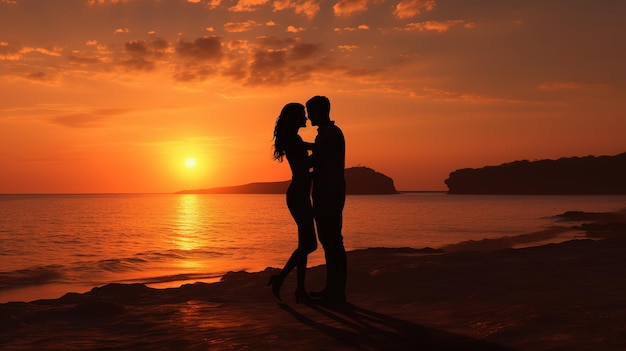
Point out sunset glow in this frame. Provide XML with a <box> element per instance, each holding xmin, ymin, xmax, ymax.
<box><xmin>0</xmin><ymin>1</ymin><xmax>624</xmax><ymax>193</ymax></box>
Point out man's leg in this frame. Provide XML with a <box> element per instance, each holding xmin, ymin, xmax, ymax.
<box><xmin>316</xmin><ymin>213</ymin><xmax>346</xmax><ymax>302</ymax></box>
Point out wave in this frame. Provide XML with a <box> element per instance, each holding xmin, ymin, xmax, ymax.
<box><xmin>0</xmin><ymin>248</ymin><xmax>230</xmax><ymax>291</ymax></box>
<box><xmin>137</xmin><ymin>248</ymin><xmax>229</xmax><ymax>260</ymax></box>
<box><xmin>0</xmin><ymin>265</ymin><xmax>65</xmax><ymax>290</ymax></box>
<box><xmin>93</xmin><ymin>248</ymin><xmax>229</xmax><ymax>273</ymax></box>
<box><xmin>439</xmin><ymin>226</ymin><xmax>578</xmax><ymax>252</ymax></box>
<box><xmin>96</xmin><ymin>257</ymin><xmax>149</xmax><ymax>273</ymax></box>
<box><xmin>115</xmin><ymin>272</ymin><xmax>223</xmax><ymax>285</ymax></box>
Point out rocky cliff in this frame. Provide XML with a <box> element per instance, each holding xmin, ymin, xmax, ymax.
<box><xmin>177</xmin><ymin>166</ymin><xmax>398</xmax><ymax>195</ymax></box>
<box><xmin>445</xmin><ymin>152</ymin><xmax>626</xmax><ymax>194</ymax></box>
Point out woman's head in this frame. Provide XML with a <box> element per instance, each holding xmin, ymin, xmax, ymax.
<box><xmin>277</xmin><ymin>103</ymin><xmax>306</xmax><ymax>131</ymax></box>
<box><xmin>273</xmin><ymin>103</ymin><xmax>306</xmax><ymax>162</ymax></box>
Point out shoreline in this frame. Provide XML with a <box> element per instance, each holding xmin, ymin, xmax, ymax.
<box><xmin>0</xmin><ymin>209</ymin><xmax>591</xmax><ymax>305</ymax></box>
<box><xmin>1</xmin><ymin>210</ymin><xmax>625</xmax><ymax>350</ymax></box>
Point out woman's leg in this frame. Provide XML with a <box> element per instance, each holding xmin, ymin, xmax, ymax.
<box><xmin>274</xmin><ymin>187</ymin><xmax>315</xmax><ymax>301</ymax></box>
<box><xmin>296</xmin><ymin>253</ymin><xmax>307</xmax><ymax>291</ymax></box>
<box><xmin>295</xmin><ymin>216</ymin><xmax>317</xmax><ymax>292</ymax></box>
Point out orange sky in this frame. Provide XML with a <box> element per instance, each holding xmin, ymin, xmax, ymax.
<box><xmin>1</xmin><ymin>0</ymin><xmax>625</xmax><ymax>193</ymax></box>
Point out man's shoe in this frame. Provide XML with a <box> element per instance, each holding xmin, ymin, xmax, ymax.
<box><xmin>309</xmin><ymin>289</ymin><xmax>326</xmax><ymax>298</ymax></box>
<box><xmin>313</xmin><ymin>292</ymin><xmax>346</xmax><ymax>305</ymax></box>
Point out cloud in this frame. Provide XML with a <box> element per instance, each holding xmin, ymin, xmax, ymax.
<box><xmin>118</xmin><ymin>57</ymin><xmax>156</xmax><ymax>71</ymax></box>
<box><xmin>464</xmin><ymin>22</ymin><xmax>476</xmax><ymax>29</ymax></box>
<box><xmin>287</xmin><ymin>25</ymin><xmax>304</xmax><ymax>33</ymax></box>
<box><xmin>125</xmin><ymin>40</ymin><xmax>150</xmax><ymax>55</ymax></box>
<box><xmin>69</xmin><ymin>53</ymin><xmax>102</xmax><ymax>65</ymax></box>
<box><xmin>49</xmin><ymin>108</ymin><xmax>129</xmax><ymax>128</ymax></box>
<box><xmin>176</xmin><ymin>37</ymin><xmax>223</xmax><ymax>61</ymax></box>
<box><xmin>242</xmin><ymin>40</ymin><xmax>323</xmax><ymax>85</ymax></box>
<box><xmin>256</xmin><ymin>36</ymin><xmax>297</xmax><ymax>49</ymax></box>
<box><xmin>290</xmin><ymin>42</ymin><xmax>319</xmax><ymax>60</ymax></box>
<box><xmin>115</xmin><ymin>38</ymin><xmax>171</xmax><ymax>72</ymax></box>
<box><xmin>68</xmin><ymin>41</ymin><xmax>121</xmax><ymax>68</ymax></box>
<box><xmin>227</xmin><ymin>39</ymin><xmax>250</xmax><ymax>51</ymax></box>
<box><xmin>1</xmin><ymin>0</ymin><xmax>389</xmax><ymax>91</ymax></box>
<box><xmin>53</xmin><ymin>37</ymin><xmax>170</xmax><ymax>76</ymax></box>
<box><xmin>229</xmin><ymin>0</ymin><xmax>269</xmax><ymax>12</ymax></box>
<box><xmin>25</xmin><ymin>71</ymin><xmax>51</xmax><ymax>82</ymax></box>
<box><xmin>246</xmin><ymin>49</ymin><xmax>288</xmax><ymax>85</ymax></box>
<box><xmin>207</xmin><ymin>0</ymin><xmax>222</xmax><ymax>8</ymax></box>
<box><xmin>150</xmin><ymin>38</ymin><xmax>170</xmax><ymax>53</ymax></box>
<box><xmin>333</xmin><ymin>0</ymin><xmax>367</xmax><ymax>16</ymax></box>
<box><xmin>334</xmin><ymin>24</ymin><xmax>369</xmax><ymax>32</ymax></box>
<box><xmin>402</xmin><ymin>20</ymin><xmax>465</xmax><ymax>32</ymax></box>
<box><xmin>167</xmin><ymin>34</ymin><xmax>366</xmax><ymax>86</ymax></box>
<box><xmin>0</xmin><ymin>42</ymin><xmax>63</xmax><ymax>61</ymax></box>
<box><xmin>87</xmin><ymin>0</ymin><xmax>132</xmax><ymax>5</ymax></box>
<box><xmin>273</xmin><ymin>0</ymin><xmax>320</xmax><ymax>19</ymax></box>
<box><xmin>273</xmin><ymin>0</ymin><xmax>290</xmax><ymax>10</ymax></box>
<box><xmin>199</xmin><ymin>36</ymin><xmax>320</xmax><ymax>86</ymax></box>
<box><xmin>222</xmin><ymin>57</ymin><xmax>248</xmax><ymax>81</ymax></box>
<box><xmin>20</xmin><ymin>46</ymin><xmax>63</xmax><ymax>58</ymax></box>
<box><xmin>173</xmin><ymin>37</ymin><xmax>224</xmax><ymax>81</ymax></box>
<box><xmin>224</xmin><ymin>20</ymin><xmax>260</xmax><ymax>33</ymax></box>
<box><xmin>393</xmin><ymin>0</ymin><xmax>436</xmax><ymax>19</ymax></box>
<box><xmin>0</xmin><ymin>41</ymin><xmax>20</xmax><ymax>60</ymax></box>
<box><xmin>172</xmin><ymin>68</ymin><xmax>216</xmax><ymax>82</ymax></box>
<box><xmin>338</xmin><ymin>45</ymin><xmax>358</xmax><ymax>52</ymax></box>
<box><xmin>243</xmin><ymin>41</ymin><xmax>381</xmax><ymax>86</ymax></box>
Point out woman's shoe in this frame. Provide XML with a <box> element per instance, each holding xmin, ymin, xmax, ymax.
<box><xmin>267</xmin><ymin>275</ymin><xmax>283</xmax><ymax>301</ymax></box>
<box><xmin>294</xmin><ymin>289</ymin><xmax>310</xmax><ymax>304</ymax></box>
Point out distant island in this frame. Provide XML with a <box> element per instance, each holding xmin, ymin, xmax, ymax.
<box><xmin>176</xmin><ymin>166</ymin><xmax>398</xmax><ymax>195</ymax></box>
<box><xmin>445</xmin><ymin>152</ymin><xmax>626</xmax><ymax>195</ymax></box>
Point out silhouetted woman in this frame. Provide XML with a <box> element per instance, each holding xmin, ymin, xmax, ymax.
<box><xmin>268</xmin><ymin>102</ymin><xmax>317</xmax><ymax>303</ymax></box>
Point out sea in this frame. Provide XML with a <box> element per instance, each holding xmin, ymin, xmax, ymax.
<box><xmin>1</xmin><ymin>193</ymin><xmax>625</xmax><ymax>303</ymax></box>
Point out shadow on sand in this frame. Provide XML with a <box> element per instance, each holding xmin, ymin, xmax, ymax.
<box><xmin>280</xmin><ymin>302</ymin><xmax>514</xmax><ymax>350</ymax></box>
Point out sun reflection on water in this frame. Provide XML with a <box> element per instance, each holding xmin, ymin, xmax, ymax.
<box><xmin>171</xmin><ymin>194</ymin><xmax>215</xmax><ymax>274</ymax></box>
<box><xmin>174</xmin><ymin>194</ymin><xmax>203</xmax><ymax>252</ymax></box>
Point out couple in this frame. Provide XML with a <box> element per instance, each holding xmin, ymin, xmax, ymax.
<box><xmin>268</xmin><ymin>95</ymin><xmax>347</xmax><ymax>305</ymax></box>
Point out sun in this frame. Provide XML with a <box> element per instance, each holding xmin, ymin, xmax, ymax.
<box><xmin>185</xmin><ymin>157</ymin><xmax>197</xmax><ymax>168</ymax></box>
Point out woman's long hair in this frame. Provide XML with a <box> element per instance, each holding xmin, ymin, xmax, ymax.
<box><xmin>273</xmin><ymin>103</ymin><xmax>305</xmax><ymax>162</ymax></box>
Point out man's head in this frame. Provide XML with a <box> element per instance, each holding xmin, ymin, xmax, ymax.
<box><xmin>306</xmin><ymin>95</ymin><xmax>331</xmax><ymax>126</ymax></box>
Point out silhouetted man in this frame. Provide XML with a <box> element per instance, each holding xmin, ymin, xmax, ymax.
<box><xmin>306</xmin><ymin>95</ymin><xmax>347</xmax><ymax>304</ymax></box>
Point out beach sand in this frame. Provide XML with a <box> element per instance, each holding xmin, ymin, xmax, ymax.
<box><xmin>1</xmin><ymin>211</ymin><xmax>625</xmax><ymax>350</ymax></box>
